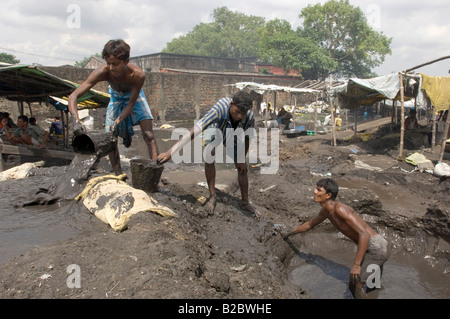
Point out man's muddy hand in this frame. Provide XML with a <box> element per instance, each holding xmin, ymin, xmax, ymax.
<box><xmin>110</xmin><ymin>121</ymin><xmax>118</xmax><ymax>137</ymax></box>
<box><xmin>73</xmin><ymin>120</ymin><xmax>87</xmax><ymax>137</ymax></box>
<box><xmin>157</xmin><ymin>152</ymin><xmax>171</xmax><ymax>165</ymax></box>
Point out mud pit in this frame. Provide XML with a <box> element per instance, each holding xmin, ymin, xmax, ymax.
<box><xmin>0</xmin><ymin>123</ymin><xmax>449</xmax><ymax>300</ymax></box>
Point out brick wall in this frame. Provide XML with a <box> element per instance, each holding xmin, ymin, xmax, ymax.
<box><xmin>36</xmin><ymin>67</ymin><xmax>316</xmax><ymax>123</ymax></box>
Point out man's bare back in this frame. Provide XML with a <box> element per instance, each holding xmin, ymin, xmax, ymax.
<box><xmin>321</xmin><ymin>202</ymin><xmax>377</xmax><ymax>244</ymax></box>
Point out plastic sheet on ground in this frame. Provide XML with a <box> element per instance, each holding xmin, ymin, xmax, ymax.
<box><xmin>0</xmin><ymin>162</ymin><xmax>43</xmax><ymax>181</ymax></box>
<box><xmin>434</xmin><ymin>162</ymin><xmax>450</xmax><ymax>178</ymax></box>
<box><xmin>405</xmin><ymin>153</ymin><xmax>435</xmax><ymax>173</ymax></box>
<box><xmin>76</xmin><ymin>174</ymin><xmax>178</xmax><ymax>231</ymax></box>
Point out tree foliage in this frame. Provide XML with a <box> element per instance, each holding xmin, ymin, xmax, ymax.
<box><xmin>298</xmin><ymin>0</ymin><xmax>392</xmax><ymax>79</ymax></box>
<box><xmin>164</xmin><ymin>1</ymin><xmax>392</xmax><ymax>80</ymax></box>
<box><xmin>0</xmin><ymin>53</ymin><xmax>20</xmax><ymax>64</ymax></box>
<box><xmin>163</xmin><ymin>7</ymin><xmax>265</xmax><ymax>58</ymax></box>
<box><xmin>258</xmin><ymin>19</ymin><xmax>336</xmax><ymax>79</ymax></box>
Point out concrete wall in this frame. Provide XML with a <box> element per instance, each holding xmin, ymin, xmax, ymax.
<box><xmin>37</xmin><ymin>67</ymin><xmax>315</xmax><ymax>124</ymax></box>
<box><xmin>130</xmin><ymin>53</ymin><xmax>257</xmax><ymax>73</ymax></box>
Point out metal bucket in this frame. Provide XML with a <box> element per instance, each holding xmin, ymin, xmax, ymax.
<box><xmin>130</xmin><ymin>158</ymin><xmax>164</xmax><ymax>193</ymax></box>
<box><xmin>72</xmin><ymin>132</ymin><xmax>116</xmax><ymax>158</ymax></box>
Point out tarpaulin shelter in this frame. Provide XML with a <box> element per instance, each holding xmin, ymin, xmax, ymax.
<box><xmin>0</xmin><ymin>63</ymin><xmax>110</xmax><ymax>147</ymax></box>
<box><xmin>328</xmin><ymin>72</ymin><xmax>450</xmax><ymax>160</ymax></box>
<box><xmin>227</xmin><ymin>81</ymin><xmax>322</xmax><ymax>130</ymax></box>
<box><xmin>328</xmin><ymin>73</ymin><xmax>421</xmax><ymax>108</ymax></box>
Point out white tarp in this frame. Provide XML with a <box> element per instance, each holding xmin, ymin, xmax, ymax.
<box><xmin>328</xmin><ymin>73</ymin><xmax>427</xmax><ymax>109</ymax></box>
<box><xmin>231</xmin><ymin>82</ymin><xmax>321</xmax><ymax>94</ymax></box>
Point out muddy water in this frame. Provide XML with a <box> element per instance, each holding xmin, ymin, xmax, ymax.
<box><xmin>1</xmin><ymin>123</ymin><xmax>449</xmax><ymax>298</ymax></box>
<box><xmin>0</xmin><ymin>175</ymin><xmax>100</xmax><ymax>265</ymax></box>
<box><xmin>286</xmin><ymin>230</ymin><xmax>450</xmax><ymax>299</ymax></box>
<box><xmin>0</xmin><ymin>153</ymin><xmax>101</xmax><ymax>265</ymax></box>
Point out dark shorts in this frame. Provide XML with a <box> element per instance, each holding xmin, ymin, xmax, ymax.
<box><xmin>360</xmin><ymin>234</ymin><xmax>391</xmax><ymax>282</ymax></box>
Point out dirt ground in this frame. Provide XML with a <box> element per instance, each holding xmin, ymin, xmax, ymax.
<box><xmin>0</xmin><ymin>120</ymin><xmax>449</xmax><ymax>300</ymax></box>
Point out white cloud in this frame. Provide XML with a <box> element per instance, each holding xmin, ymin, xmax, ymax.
<box><xmin>0</xmin><ymin>0</ymin><xmax>448</xmax><ymax>76</ymax></box>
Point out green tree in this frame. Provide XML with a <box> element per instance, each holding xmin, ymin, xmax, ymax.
<box><xmin>298</xmin><ymin>0</ymin><xmax>392</xmax><ymax>79</ymax></box>
<box><xmin>164</xmin><ymin>7</ymin><xmax>265</xmax><ymax>58</ymax></box>
<box><xmin>0</xmin><ymin>52</ymin><xmax>20</xmax><ymax>64</ymax></box>
<box><xmin>258</xmin><ymin>19</ymin><xmax>336</xmax><ymax>79</ymax></box>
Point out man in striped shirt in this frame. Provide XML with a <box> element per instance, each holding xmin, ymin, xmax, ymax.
<box><xmin>157</xmin><ymin>90</ymin><xmax>261</xmax><ymax>219</ymax></box>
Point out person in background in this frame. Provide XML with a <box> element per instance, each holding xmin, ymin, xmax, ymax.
<box><xmin>404</xmin><ymin>108</ymin><xmax>418</xmax><ymax>130</ymax></box>
<box><xmin>2</xmin><ymin>112</ymin><xmax>17</xmax><ymax>130</ymax></box>
<box><xmin>49</xmin><ymin>116</ymin><xmax>64</xmax><ymax>136</ymax></box>
<box><xmin>335</xmin><ymin>114</ymin><xmax>343</xmax><ymax>130</ymax></box>
<box><xmin>277</xmin><ymin>106</ymin><xmax>292</xmax><ymax>131</ymax></box>
<box><xmin>282</xmin><ymin>178</ymin><xmax>390</xmax><ymax>299</ymax></box>
<box><xmin>29</xmin><ymin>117</ymin><xmax>38</xmax><ymax>126</ymax></box>
<box><xmin>0</xmin><ymin>113</ymin><xmax>5</xmax><ymax>134</ymax></box>
<box><xmin>68</xmin><ymin>39</ymin><xmax>159</xmax><ymax>175</ymax></box>
<box><xmin>2</xmin><ymin>115</ymin><xmax>50</xmax><ymax>149</ymax></box>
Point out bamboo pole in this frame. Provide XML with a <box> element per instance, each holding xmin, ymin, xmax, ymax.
<box><xmin>329</xmin><ymin>75</ymin><xmax>337</xmax><ymax>146</ymax></box>
<box><xmin>431</xmin><ymin>106</ymin><xmax>437</xmax><ymax>154</ymax></box>
<box><xmin>438</xmin><ymin>105</ymin><xmax>450</xmax><ymax>162</ymax></box>
<box><xmin>314</xmin><ymin>94</ymin><xmax>319</xmax><ymax>134</ymax></box>
<box><xmin>405</xmin><ymin>55</ymin><xmax>450</xmax><ymax>73</ymax></box>
<box><xmin>398</xmin><ymin>73</ymin><xmax>406</xmax><ymax>159</ymax></box>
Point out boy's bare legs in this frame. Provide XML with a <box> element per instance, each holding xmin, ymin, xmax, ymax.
<box><xmin>109</xmin><ymin>141</ymin><xmax>122</xmax><ymax>175</ymax></box>
<box><xmin>139</xmin><ymin>119</ymin><xmax>159</xmax><ymax>162</ymax></box>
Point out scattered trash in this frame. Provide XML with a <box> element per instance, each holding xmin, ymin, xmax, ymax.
<box><xmin>39</xmin><ymin>274</ymin><xmax>52</xmax><ymax>280</ymax></box>
<box><xmin>160</xmin><ymin>124</ymin><xmax>175</xmax><ymax>129</ymax></box>
<box><xmin>434</xmin><ymin>162</ymin><xmax>450</xmax><ymax>177</ymax></box>
<box><xmin>230</xmin><ymin>265</ymin><xmax>247</xmax><ymax>272</ymax></box>
<box><xmin>272</xmin><ymin>224</ymin><xmax>286</xmax><ymax>235</ymax></box>
<box><xmin>259</xmin><ymin>185</ymin><xmax>276</xmax><ymax>193</ymax></box>
<box><xmin>354</xmin><ymin>160</ymin><xmax>383</xmax><ymax>172</ymax></box>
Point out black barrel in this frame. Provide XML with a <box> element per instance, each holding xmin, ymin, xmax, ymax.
<box><xmin>72</xmin><ymin>132</ymin><xmax>116</xmax><ymax>158</ymax></box>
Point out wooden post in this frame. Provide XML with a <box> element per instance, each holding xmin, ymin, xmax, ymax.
<box><xmin>290</xmin><ymin>93</ymin><xmax>296</xmax><ymax>129</ymax></box>
<box><xmin>314</xmin><ymin>94</ymin><xmax>319</xmax><ymax>134</ymax></box>
<box><xmin>330</xmin><ymin>75</ymin><xmax>337</xmax><ymax>146</ymax></box>
<box><xmin>399</xmin><ymin>73</ymin><xmax>406</xmax><ymax>159</ymax></box>
<box><xmin>439</xmin><ymin>105</ymin><xmax>450</xmax><ymax>162</ymax></box>
<box><xmin>273</xmin><ymin>91</ymin><xmax>277</xmax><ymax>113</ymax></box>
<box><xmin>65</xmin><ymin>111</ymin><xmax>70</xmax><ymax>148</ymax></box>
<box><xmin>431</xmin><ymin>106</ymin><xmax>437</xmax><ymax>153</ymax></box>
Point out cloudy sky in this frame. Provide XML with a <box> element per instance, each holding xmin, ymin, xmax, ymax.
<box><xmin>1</xmin><ymin>0</ymin><xmax>449</xmax><ymax>77</ymax></box>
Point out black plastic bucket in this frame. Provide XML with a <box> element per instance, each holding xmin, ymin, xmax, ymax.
<box><xmin>130</xmin><ymin>158</ymin><xmax>164</xmax><ymax>193</ymax></box>
<box><xmin>72</xmin><ymin>132</ymin><xmax>116</xmax><ymax>158</ymax></box>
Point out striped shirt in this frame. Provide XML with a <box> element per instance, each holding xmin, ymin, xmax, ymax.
<box><xmin>195</xmin><ymin>97</ymin><xmax>255</xmax><ymax>145</ymax></box>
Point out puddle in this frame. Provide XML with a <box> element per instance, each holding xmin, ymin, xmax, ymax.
<box><xmin>286</xmin><ymin>230</ymin><xmax>450</xmax><ymax>299</ymax></box>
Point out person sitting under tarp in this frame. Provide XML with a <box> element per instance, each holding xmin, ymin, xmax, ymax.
<box><xmin>2</xmin><ymin>115</ymin><xmax>50</xmax><ymax>149</ymax></box>
<box><xmin>277</xmin><ymin>107</ymin><xmax>292</xmax><ymax>130</ymax></box>
<box><xmin>405</xmin><ymin>108</ymin><xmax>418</xmax><ymax>130</ymax></box>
